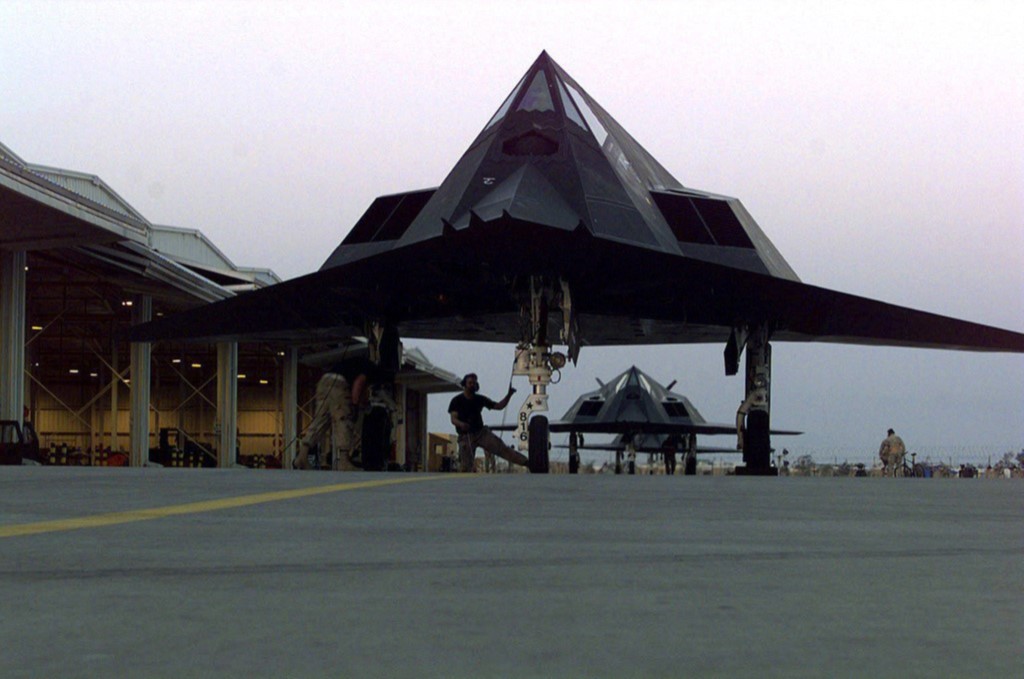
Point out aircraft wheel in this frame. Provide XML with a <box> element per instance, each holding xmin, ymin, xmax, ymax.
<box><xmin>743</xmin><ymin>409</ymin><xmax>772</xmax><ymax>474</ymax></box>
<box><xmin>360</xmin><ymin>406</ymin><xmax>390</xmax><ymax>471</ymax></box>
<box><xmin>684</xmin><ymin>454</ymin><xmax>697</xmax><ymax>476</ymax></box>
<box><xmin>528</xmin><ymin>416</ymin><xmax>550</xmax><ymax>474</ymax></box>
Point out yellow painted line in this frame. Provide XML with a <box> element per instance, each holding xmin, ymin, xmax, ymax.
<box><xmin>0</xmin><ymin>475</ymin><xmax>453</xmax><ymax>539</ymax></box>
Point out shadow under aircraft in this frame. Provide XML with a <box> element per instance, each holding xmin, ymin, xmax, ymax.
<box><xmin>132</xmin><ymin>51</ymin><xmax>1024</xmax><ymax>475</ymax></box>
<box><xmin>494</xmin><ymin>365</ymin><xmax>800</xmax><ymax>475</ymax></box>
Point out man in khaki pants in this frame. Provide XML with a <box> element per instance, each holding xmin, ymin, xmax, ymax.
<box><xmin>448</xmin><ymin>373</ymin><xmax>528</xmax><ymax>472</ymax></box>
<box><xmin>878</xmin><ymin>428</ymin><xmax>907</xmax><ymax>477</ymax></box>
<box><xmin>294</xmin><ymin>364</ymin><xmax>370</xmax><ymax>471</ymax></box>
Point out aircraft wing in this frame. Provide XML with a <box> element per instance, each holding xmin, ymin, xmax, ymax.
<box><xmin>485</xmin><ymin>421</ymin><xmax>799</xmax><ymax>436</ymax></box>
<box><xmin>564</xmin><ymin>250</ymin><xmax>1024</xmax><ymax>352</ymax></box>
<box><xmin>127</xmin><ymin>265</ymin><xmax>370</xmax><ymax>344</ymax></box>
<box><xmin>491</xmin><ymin>419</ymin><xmax>794</xmax><ymax>436</ymax></box>
<box><xmin>547</xmin><ymin>421</ymin><xmax>801</xmax><ymax>436</ymax></box>
<box><xmin>554</xmin><ymin>443</ymin><xmax>741</xmax><ymax>454</ymax></box>
<box><xmin>129</xmin><ymin>226</ymin><xmax>1024</xmax><ymax>354</ymax></box>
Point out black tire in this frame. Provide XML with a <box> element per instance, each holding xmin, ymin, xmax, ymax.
<box><xmin>361</xmin><ymin>407</ymin><xmax>390</xmax><ymax>471</ymax></box>
<box><xmin>684</xmin><ymin>453</ymin><xmax>697</xmax><ymax>476</ymax></box>
<box><xmin>528</xmin><ymin>416</ymin><xmax>549</xmax><ymax>474</ymax></box>
<box><xmin>744</xmin><ymin>409</ymin><xmax>771</xmax><ymax>472</ymax></box>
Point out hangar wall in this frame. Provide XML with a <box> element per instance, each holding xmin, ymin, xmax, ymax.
<box><xmin>25</xmin><ymin>351</ymin><xmax>318</xmax><ymax>461</ymax></box>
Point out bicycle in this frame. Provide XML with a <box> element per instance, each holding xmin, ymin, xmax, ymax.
<box><xmin>894</xmin><ymin>452</ymin><xmax>925</xmax><ymax>478</ymax></box>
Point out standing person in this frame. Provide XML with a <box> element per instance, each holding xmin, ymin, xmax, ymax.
<box><xmin>449</xmin><ymin>373</ymin><xmax>529</xmax><ymax>472</ymax></box>
<box><xmin>294</xmin><ymin>359</ymin><xmax>372</xmax><ymax>471</ymax></box>
<box><xmin>878</xmin><ymin>428</ymin><xmax>906</xmax><ymax>477</ymax></box>
<box><xmin>662</xmin><ymin>434</ymin><xmax>679</xmax><ymax>476</ymax></box>
<box><xmin>568</xmin><ymin>432</ymin><xmax>581</xmax><ymax>475</ymax></box>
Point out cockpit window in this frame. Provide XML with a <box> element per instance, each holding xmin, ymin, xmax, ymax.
<box><xmin>663</xmin><ymin>402</ymin><xmax>691</xmax><ymax>418</ymax></box>
<box><xmin>563</xmin><ymin>79</ymin><xmax>608</xmax><ymax>146</ymax></box>
<box><xmin>484</xmin><ymin>73</ymin><xmax>527</xmax><ymax>130</ymax></box>
<box><xmin>556</xmin><ymin>77</ymin><xmax>587</xmax><ymax>129</ymax></box>
<box><xmin>516</xmin><ymin>70</ymin><xmax>555</xmax><ymax>113</ymax></box>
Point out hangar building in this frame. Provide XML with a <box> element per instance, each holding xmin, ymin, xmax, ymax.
<box><xmin>0</xmin><ymin>140</ymin><xmax>459</xmax><ymax>470</ymax></box>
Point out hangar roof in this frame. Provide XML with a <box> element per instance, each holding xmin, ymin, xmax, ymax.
<box><xmin>0</xmin><ymin>139</ymin><xmax>278</xmax><ymax>306</ymax></box>
<box><xmin>150</xmin><ymin>225</ymin><xmax>280</xmax><ymax>292</ymax></box>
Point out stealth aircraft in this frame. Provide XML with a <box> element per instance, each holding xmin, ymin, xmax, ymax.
<box><xmin>132</xmin><ymin>52</ymin><xmax>1024</xmax><ymax>474</ymax></box>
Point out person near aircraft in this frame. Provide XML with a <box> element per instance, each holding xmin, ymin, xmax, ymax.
<box><xmin>878</xmin><ymin>428</ymin><xmax>907</xmax><ymax>477</ymax></box>
<box><xmin>626</xmin><ymin>449</ymin><xmax>637</xmax><ymax>475</ymax></box>
<box><xmin>294</xmin><ymin>360</ymin><xmax>372</xmax><ymax>470</ymax></box>
<box><xmin>448</xmin><ymin>373</ymin><xmax>529</xmax><ymax>472</ymax></box>
<box><xmin>662</xmin><ymin>434</ymin><xmax>679</xmax><ymax>475</ymax></box>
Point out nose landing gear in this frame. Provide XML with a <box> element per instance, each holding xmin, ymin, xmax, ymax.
<box><xmin>511</xmin><ymin>276</ymin><xmax>576</xmax><ymax>474</ymax></box>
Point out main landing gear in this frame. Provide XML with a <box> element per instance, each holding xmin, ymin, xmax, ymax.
<box><xmin>728</xmin><ymin>322</ymin><xmax>776</xmax><ymax>476</ymax></box>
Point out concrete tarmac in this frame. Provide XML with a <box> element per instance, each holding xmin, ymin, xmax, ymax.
<box><xmin>1</xmin><ymin>467</ymin><xmax>1020</xmax><ymax>678</ymax></box>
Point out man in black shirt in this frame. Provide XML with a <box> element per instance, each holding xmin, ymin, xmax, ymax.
<box><xmin>448</xmin><ymin>373</ymin><xmax>529</xmax><ymax>472</ymax></box>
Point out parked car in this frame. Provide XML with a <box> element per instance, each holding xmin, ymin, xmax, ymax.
<box><xmin>0</xmin><ymin>420</ymin><xmax>41</xmax><ymax>465</ymax></box>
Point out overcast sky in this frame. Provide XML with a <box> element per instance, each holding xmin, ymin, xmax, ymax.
<box><xmin>2</xmin><ymin>0</ymin><xmax>1021</xmax><ymax>465</ymax></box>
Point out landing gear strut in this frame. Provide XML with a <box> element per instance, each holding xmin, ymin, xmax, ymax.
<box><xmin>684</xmin><ymin>433</ymin><xmax>697</xmax><ymax>476</ymax></box>
<box><xmin>729</xmin><ymin>322</ymin><xmax>777</xmax><ymax>476</ymax></box>
<box><xmin>511</xmin><ymin>277</ymin><xmax>576</xmax><ymax>475</ymax></box>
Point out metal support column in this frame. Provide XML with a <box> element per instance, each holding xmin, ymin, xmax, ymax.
<box><xmin>216</xmin><ymin>342</ymin><xmax>238</xmax><ymax>468</ymax></box>
<box><xmin>394</xmin><ymin>382</ymin><xmax>407</xmax><ymax>467</ymax></box>
<box><xmin>282</xmin><ymin>347</ymin><xmax>298</xmax><ymax>468</ymax></box>
<box><xmin>0</xmin><ymin>249</ymin><xmax>27</xmax><ymax>422</ymax></box>
<box><xmin>129</xmin><ymin>295</ymin><xmax>152</xmax><ymax>467</ymax></box>
<box><xmin>110</xmin><ymin>345</ymin><xmax>119</xmax><ymax>451</ymax></box>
